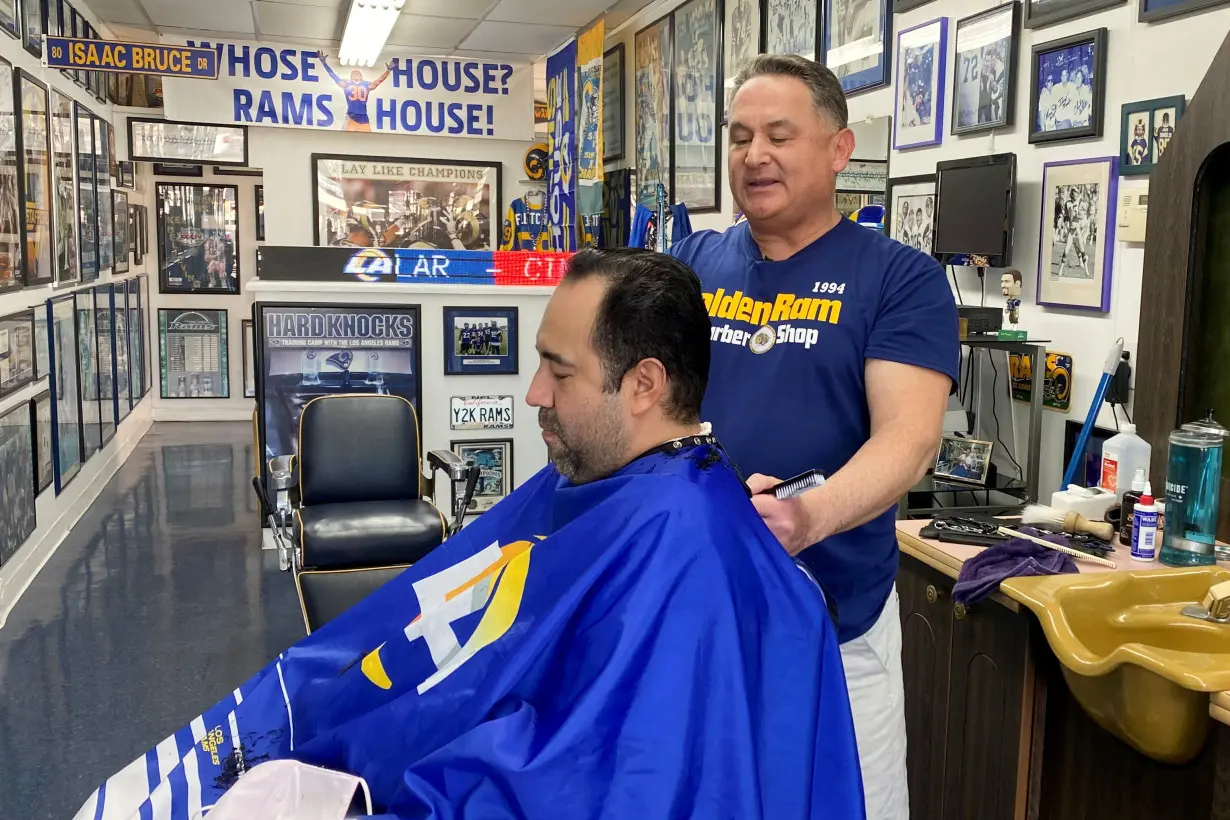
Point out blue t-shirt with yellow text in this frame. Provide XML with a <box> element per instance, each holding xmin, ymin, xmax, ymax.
<box><xmin>672</xmin><ymin>218</ymin><xmax>959</xmax><ymax>642</ymax></box>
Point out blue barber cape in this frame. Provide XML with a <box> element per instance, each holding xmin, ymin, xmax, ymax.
<box><xmin>74</xmin><ymin>443</ymin><xmax>864</xmax><ymax>820</ymax></box>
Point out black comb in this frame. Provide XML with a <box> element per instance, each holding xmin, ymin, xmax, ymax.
<box><xmin>759</xmin><ymin>469</ymin><xmax>825</xmax><ymax>500</ymax></box>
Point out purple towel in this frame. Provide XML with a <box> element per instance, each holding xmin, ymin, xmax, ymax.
<box><xmin>951</xmin><ymin>528</ymin><xmax>1078</xmax><ymax>605</ymax></box>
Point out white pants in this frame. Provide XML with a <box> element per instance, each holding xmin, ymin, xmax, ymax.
<box><xmin>839</xmin><ymin>586</ymin><xmax>909</xmax><ymax>820</ymax></box>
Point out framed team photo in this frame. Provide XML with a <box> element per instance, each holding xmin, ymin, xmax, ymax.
<box><xmin>443</xmin><ymin>306</ymin><xmax>519</xmax><ymax>376</ymax></box>
<box><xmin>886</xmin><ymin>174</ymin><xmax>936</xmax><ymax>255</ymax></box>
<box><xmin>1140</xmin><ymin>0</ymin><xmax>1230</xmax><ymax>20</ymax></box>
<box><xmin>450</xmin><ymin>438</ymin><xmax>513</xmax><ymax>515</ymax></box>
<box><xmin>1028</xmin><ymin>29</ymin><xmax>1107</xmax><ymax>145</ymax></box>
<box><xmin>824</xmin><ymin>0</ymin><xmax>890</xmax><ymax>95</ymax></box>
<box><xmin>893</xmin><ymin>18</ymin><xmax>947</xmax><ymax>150</ymax></box>
<box><xmin>724</xmin><ymin>0</ymin><xmax>762</xmax><ymax>122</ymax></box>
<box><xmin>1119</xmin><ymin>96</ymin><xmax>1185</xmax><ymax>176</ymax></box>
<box><xmin>763</xmin><ymin>0</ymin><xmax>819</xmax><ymax>62</ymax></box>
<box><xmin>1037</xmin><ymin>156</ymin><xmax>1117</xmax><ymax>312</ymax></box>
<box><xmin>602</xmin><ymin>45</ymin><xmax>625</xmax><ymax>162</ymax></box>
<box><xmin>672</xmin><ymin>0</ymin><xmax>721</xmax><ymax>213</ymax></box>
<box><xmin>1024</xmin><ymin>0</ymin><xmax>1124</xmax><ymax>28</ymax></box>
<box><xmin>951</xmin><ymin>3</ymin><xmax>1019</xmax><ymax>136</ymax></box>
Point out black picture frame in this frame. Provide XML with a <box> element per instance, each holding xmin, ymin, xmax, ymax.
<box><xmin>22</xmin><ymin>0</ymin><xmax>41</xmax><ymax>57</ymax></box>
<box><xmin>310</xmin><ymin>153</ymin><xmax>502</xmax><ymax>251</ymax></box>
<box><xmin>255</xmin><ymin>185</ymin><xmax>264</xmax><ymax>241</ymax></box>
<box><xmin>449</xmin><ymin>437</ymin><xmax>513</xmax><ymax>515</ymax></box>
<box><xmin>1139</xmin><ymin>0</ymin><xmax>1230</xmax><ymax>19</ymax></box>
<box><xmin>129</xmin><ymin>204</ymin><xmax>140</xmax><ymax>266</ymax></box>
<box><xmin>74</xmin><ymin>287</ymin><xmax>101</xmax><ymax>460</ymax></box>
<box><xmin>0</xmin><ymin>398</ymin><xmax>37</xmax><ymax>564</ymax></box>
<box><xmin>93</xmin><ymin>284</ymin><xmax>116</xmax><ymax>444</ymax></box>
<box><xmin>125</xmin><ymin>276</ymin><xmax>144</xmax><ymax>404</ymax></box>
<box><xmin>47</xmin><ymin>292</ymin><xmax>82</xmax><ymax>492</ymax></box>
<box><xmin>93</xmin><ymin>116</ymin><xmax>112</xmax><ymax>273</ymax></box>
<box><xmin>761</xmin><ymin>0</ymin><xmax>820</xmax><ymax>62</ymax></box>
<box><xmin>152</xmin><ymin>162</ymin><xmax>203</xmax><ymax>177</ymax></box>
<box><xmin>156</xmin><ymin>182</ymin><xmax>241</xmax><ymax>294</ymax></box>
<box><xmin>49</xmin><ymin>87</ymin><xmax>79</xmax><ymax>286</ymax></box>
<box><xmin>1120</xmin><ymin>95</ymin><xmax>1186</xmax><ymax>176</ymax></box>
<box><xmin>0</xmin><ymin>308</ymin><xmax>36</xmax><ymax>398</ymax></box>
<box><xmin>212</xmin><ymin>165</ymin><xmax>262</xmax><ymax>177</ymax></box>
<box><xmin>1024</xmin><ymin>0</ymin><xmax>1123</xmax><ymax>28</ymax></box>
<box><xmin>158</xmin><ymin>308</ymin><xmax>230</xmax><ymax>399</ymax></box>
<box><xmin>823</xmin><ymin>0</ymin><xmax>892</xmax><ymax>96</ymax></box>
<box><xmin>722</xmin><ymin>0</ymin><xmax>762</xmax><ymax>122</ymax></box>
<box><xmin>241</xmin><ymin>318</ymin><xmax>255</xmax><ymax>398</ymax></box>
<box><xmin>30</xmin><ymin>388</ymin><xmax>53</xmax><ymax>495</ymax></box>
<box><xmin>112</xmin><ymin>190</ymin><xmax>129</xmax><ymax>273</ymax></box>
<box><xmin>73</xmin><ymin>101</ymin><xmax>98</xmax><ymax>283</ymax></box>
<box><xmin>670</xmin><ymin>0</ymin><xmax>723</xmax><ymax>214</ymax></box>
<box><xmin>442</xmin><ymin>306</ymin><xmax>519</xmax><ymax>376</ymax></box>
<box><xmin>15</xmin><ymin>70</ymin><xmax>54</xmax><ymax>287</ymax></box>
<box><xmin>112</xmin><ymin>282</ymin><xmax>131</xmax><ymax>421</ymax></box>
<box><xmin>0</xmin><ymin>56</ymin><xmax>20</xmax><ymax>295</ymax></box>
<box><xmin>0</xmin><ymin>0</ymin><xmax>18</xmax><ymax>39</ymax></box>
<box><xmin>1027</xmin><ymin>28</ymin><xmax>1108</xmax><ymax>145</ymax></box>
<box><xmin>951</xmin><ymin>2</ymin><xmax>1020</xmax><ymax>137</ymax></box>
<box><xmin>602</xmin><ymin>43</ymin><xmax>625</xmax><ymax>163</ymax></box>
<box><xmin>129</xmin><ymin>117</ymin><xmax>249</xmax><ymax>166</ymax></box>
<box><xmin>885</xmin><ymin>173</ymin><xmax>937</xmax><ymax>251</ymax></box>
<box><xmin>634</xmin><ymin>12</ymin><xmax>674</xmax><ymax>209</ymax></box>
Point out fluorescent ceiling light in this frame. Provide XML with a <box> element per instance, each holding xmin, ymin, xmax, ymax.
<box><xmin>338</xmin><ymin>0</ymin><xmax>404</xmax><ymax>67</ymax></box>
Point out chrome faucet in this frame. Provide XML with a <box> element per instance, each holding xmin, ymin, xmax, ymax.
<box><xmin>1181</xmin><ymin>579</ymin><xmax>1230</xmax><ymax>623</ymax></box>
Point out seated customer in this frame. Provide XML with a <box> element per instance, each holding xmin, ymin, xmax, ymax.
<box><xmin>74</xmin><ymin>248</ymin><xmax>864</xmax><ymax>820</ymax></box>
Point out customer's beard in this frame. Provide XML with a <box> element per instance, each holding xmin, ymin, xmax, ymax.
<box><xmin>539</xmin><ymin>400</ymin><xmax>629</xmax><ymax>485</ymax></box>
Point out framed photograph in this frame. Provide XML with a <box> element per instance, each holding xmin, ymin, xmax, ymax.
<box><xmin>47</xmin><ymin>293</ymin><xmax>81</xmax><ymax>492</ymax></box>
<box><xmin>94</xmin><ymin>117</ymin><xmax>112</xmax><ymax>273</ymax></box>
<box><xmin>117</xmin><ymin>160</ymin><xmax>134</xmax><ymax>188</ymax></box>
<box><xmin>50</xmin><ymin>89</ymin><xmax>79</xmax><ymax>286</ymax></box>
<box><xmin>75</xmin><ymin>288</ymin><xmax>101</xmax><ymax>459</ymax></box>
<box><xmin>212</xmin><ymin>165</ymin><xmax>261</xmax><ymax>177</ymax></box>
<box><xmin>1037</xmin><ymin>156</ymin><xmax>1117</xmax><ymax>312</ymax></box>
<box><xmin>723</xmin><ymin>0</ymin><xmax>761</xmax><ymax>121</ymax></box>
<box><xmin>111</xmin><ymin>285</ymin><xmax>131</xmax><ymax>422</ymax></box>
<box><xmin>156</xmin><ymin>182</ymin><xmax>240</xmax><ymax>294</ymax></box>
<box><xmin>0</xmin><ymin>400</ymin><xmax>36</xmax><ymax>563</ymax></box>
<box><xmin>837</xmin><ymin>159</ymin><xmax>888</xmax><ymax>192</ymax></box>
<box><xmin>893</xmin><ymin>18</ymin><xmax>947</xmax><ymax>150</ymax></box>
<box><xmin>596</xmin><ymin>46</ymin><xmax>623</xmax><ymax>175</ymax></box>
<box><xmin>93</xmin><ymin>285</ymin><xmax>116</xmax><ymax>443</ymax></box>
<box><xmin>1028</xmin><ymin>28</ymin><xmax>1107</xmax><ymax>145</ymax></box>
<box><xmin>0</xmin><ymin>0</ymin><xmax>17</xmax><ymax>39</ymax></box>
<box><xmin>634</xmin><ymin>13</ymin><xmax>673</xmax><ymax>208</ymax></box>
<box><xmin>952</xmin><ymin>3</ymin><xmax>1019</xmax><ymax>136</ymax></box>
<box><xmin>1025</xmin><ymin>0</ymin><xmax>1123</xmax><ymax>28</ymax></box>
<box><xmin>895</xmin><ymin>0</ymin><xmax>936</xmax><ymax>11</ymax></box>
<box><xmin>241</xmin><ymin>318</ymin><xmax>255</xmax><ymax>398</ymax></box>
<box><xmin>762</xmin><ymin>0</ymin><xmax>818</xmax><ymax>62</ymax></box>
<box><xmin>126</xmin><ymin>276</ymin><xmax>146</xmax><ymax>403</ymax></box>
<box><xmin>0</xmin><ymin>308</ymin><xmax>35</xmax><ymax>397</ymax></box>
<box><xmin>152</xmin><ymin>162</ymin><xmax>203</xmax><ymax>177</ymax></box>
<box><xmin>158</xmin><ymin>308</ymin><xmax>230</xmax><ymax>399</ymax></box>
<box><xmin>112</xmin><ymin>190</ymin><xmax>129</xmax><ymax>273</ymax></box>
<box><xmin>128</xmin><ymin>118</ymin><xmax>247</xmax><ymax>166</ymax></box>
<box><xmin>450</xmin><ymin>395</ymin><xmax>515</xmax><ymax>431</ymax></box>
<box><xmin>886</xmin><ymin>174</ymin><xmax>936</xmax><ymax>254</ymax></box>
<box><xmin>17</xmin><ymin>71</ymin><xmax>54</xmax><ymax>287</ymax></box>
<box><xmin>311</xmin><ymin>154</ymin><xmax>499</xmax><ymax>251</ymax></box>
<box><xmin>255</xmin><ymin>185</ymin><xmax>264</xmax><ymax>241</ymax></box>
<box><xmin>1140</xmin><ymin>0</ymin><xmax>1230</xmax><ymax>20</ymax></box>
<box><xmin>824</xmin><ymin>0</ymin><xmax>890</xmax><ymax>95</ymax></box>
<box><xmin>450</xmin><ymin>438</ymin><xmax>512</xmax><ymax>515</ymax></box>
<box><xmin>31</xmin><ymin>389</ymin><xmax>53</xmax><ymax>495</ymax></box>
<box><xmin>672</xmin><ymin>0</ymin><xmax>721</xmax><ymax>213</ymax></box>
<box><xmin>22</xmin><ymin>0</ymin><xmax>42</xmax><ymax>57</ymax></box>
<box><xmin>33</xmin><ymin>299</ymin><xmax>47</xmax><ymax>379</ymax></box>
<box><xmin>934</xmin><ymin>435</ymin><xmax>994</xmax><ymax>485</ymax></box>
<box><xmin>255</xmin><ymin>303</ymin><xmax>423</xmax><ymax>491</ymax></box>
<box><xmin>1120</xmin><ymin>95</ymin><xmax>1185</xmax><ymax>176</ymax></box>
<box><xmin>443</xmin><ymin>306</ymin><xmax>518</xmax><ymax>376</ymax></box>
<box><xmin>74</xmin><ymin>103</ymin><xmax>98</xmax><ymax>284</ymax></box>
<box><xmin>0</xmin><ymin>59</ymin><xmax>18</xmax><ymax>294</ymax></box>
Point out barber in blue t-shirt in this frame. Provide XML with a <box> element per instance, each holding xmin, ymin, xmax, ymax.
<box><xmin>671</xmin><ymin>55</ymin><xmax>959</xmax><ymax>820</ymax></box>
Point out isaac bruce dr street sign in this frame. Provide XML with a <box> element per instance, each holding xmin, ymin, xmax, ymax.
<box><xmin>43</xmin><ymin>37</ymin><xmax>219</xmax><ymax>78</ymax></box>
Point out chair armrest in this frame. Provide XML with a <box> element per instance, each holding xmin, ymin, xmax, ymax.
<box><xmin>427</xmin><ymin>449</ymin><xmax>471</xmax><ymax>481</ymax></box>
<box><xmin>269</xmin><ymin>455</ymin><xmax>298</xmax><ymax>490</ymax></box>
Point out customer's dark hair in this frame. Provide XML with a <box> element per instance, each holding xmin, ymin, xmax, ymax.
<box><xmin>732</xmin><ymin>53</ymin><xmax>848</xmax><ymax>129</ymax></box>
<box><xmin>563</xmin><ymin>247</ymin><xmax>710</xmax><ymax>423</ymax></box>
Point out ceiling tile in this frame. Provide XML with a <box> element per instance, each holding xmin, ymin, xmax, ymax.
<box><xmin>451</xmin><ymin>48</ymin><xmax>540</xmax><ymax>62</ymax></box>
<box><xmin>405</xmin><ymin>0</ymin><xmax>494</xmax><ymax>17</ymax></box>
<box><xmin>254</xmin><ymin>0</ymin><xmax>340</xmax><ymax>39</ymax></box>
<box><xmin>143</xmin><ymin>0</ymin><xmax>255</xmax><ymax>32</ymax></box>
<box><xmin>460</xmin><ymin>19</ymin><xmax>575</xmax><ymax>55</ymax></box>
<box><xmin>158</xmin><ymin>25</ymin><xmax>255</xmax><ymax>40</ymax></box>
<box><xmin>262</xmin><ymin>34</ymin><xmax>339</xmax><ymax>48</ymax></box>
<box><xmin>386</xmin><ymin>13</ymin><xmax>475</xmax><ymax>48</ymax></box>
<box><xmin>485</xmin><ymin>0</ymin><xmax>608</xmax><ymax>27</ymax></box>
<box><xmin>85</xmin><ymin>0</ymin><xmax>152</xmax><ymax>27</ymax></box>
<box><xmin>261</xmin><ymin>0</ymin><xmax>344</xmax><ymax>6</ymax></box>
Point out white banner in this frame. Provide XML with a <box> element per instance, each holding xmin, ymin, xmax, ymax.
<box><xmin>159</xmin><ymin>36</ymin><xmax>535</xmax><ymax>141</ymax></box>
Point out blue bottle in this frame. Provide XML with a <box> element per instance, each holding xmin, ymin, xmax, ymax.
<box><xmin>1159</xmin><ymin>429</ymin><xmax>1223</xmax><ymax>567</ymax></box>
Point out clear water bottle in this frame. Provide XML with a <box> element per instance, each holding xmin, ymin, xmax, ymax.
<box><xmin>1159</xmin><ymin>428</ymin><xmax>1223</xmax><ymax>567</ymax></box>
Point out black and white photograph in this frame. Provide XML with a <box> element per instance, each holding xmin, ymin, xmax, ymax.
<box><xmin>451</xmin><ymin>438</ymin><xmax>513</xmax><ymax>514</ymax></box>
<box><xmin>0</xmin><ymin>309</ymin><xmax>35</xmax><ymax>398</ymax></box>
<box><xmin>602</xmin><ymin>45</ymin><xmax>625</xmax><ymax>162</ymax></box>
<box><xmin>31</xmin><ymin>389</ymin><xmax>53</xmax><ymax>494</ymax></box>
<box><xmin>443</xmin><ymin>306</ymin><xmax>519</xmax><ymax>376</ymax></box>
<box><xmin>157</xmin><ymin>183</ymin><xmax>240</xmax><ymax>294</ymax></box>
<box><xmin>50</xmin><ymin>88</ymin><xmax>80</xmax><ymax>286</ymax></box>
<box><xmin>158</xmin><ymin>308</ymin><xmax>230</xmax><ymax>399</ymax></box>
<box><xmin>75</xmin><ymin>104</ymin><xmax>98</xmax><ymax>284</ymax></box>
<box><xmin>1038</xmin><ymin>157</ymin><xmax>1117</xmax><ymax>311</ymax></box>
<box><xmin>128</xmin><ymin>118</ymin><xmax>248</xmax><ymax>166</ymax></box>
<box><xmin>1028</xmin><ymin>29</ymin><xmax>1107</xmax><ymax>144</ymax></box>
<box><xmin>952</xmin><ymin>3</ymin><xmax>1019</xmax><ymax>135</ymax></box>
<box><xmin>934</xmin><ymin>435</ymin><xmax>993</xmax><ymax>485</ymax></box>
<box><xmin>824</xmin><ymin>0</ymin><xmax>889</xmax><ymax>94</ymax></box>
<box><xmin>724</xmin><ymin>0</ymin><xmax>760</xmax><ymax>121</ymax></box>
<box><xmin>893</xmin><ymin>17</ymin><xmax>947</xmax><ymax>150</ymax></box>
<box><xmin>112</xmin><ymin>190</ymin><xmax>129</xmax><ymax>273</ymax></box>
<box><xmin>763</xmin><ymin>0</ymin><xmax>817</xmax><ymax>61</ymax></box>
<box><xmin>1120</xmin><ymin>96</ymin><xmax>1185</xmax><ymax>175</ymax></box>
<box><xmin>0</xmin><ymin>400</ymin><xmax>36</xmax><ymax>563</ymax></box>
<box><xmin>886</xmin><ymin>175</ymin><xmax>937</xmax><ymax>254</ymax></box>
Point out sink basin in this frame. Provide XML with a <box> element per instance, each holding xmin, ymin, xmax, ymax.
<box><xmin>1002</xmin><ymin>566</ymin><xmax>1230</xmax><ymax>764</ymax></box>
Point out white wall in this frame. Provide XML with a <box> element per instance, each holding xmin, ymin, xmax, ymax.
<box><xmin>604</xmin><ymin>0</ymin><xmax>1230</xmax><ymax>498</ymax></box>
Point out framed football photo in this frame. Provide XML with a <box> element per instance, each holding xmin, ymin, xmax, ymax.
<box><xmin>952</xmin><ymin>3</ymin><xmax>1020</xmax><ymax>136</ymax></box>
<box><xmin>451</xmin><ymin>438</ymin><xmax>513</xmax><ymax>515</ymax></box>
<box><xmin>893</xmin><ymin>17</ymin><xmax>947</xmax><ymax>150</ymax></box>
<box><xmin>443</xmin><ymin>306</ymin><xmax>519</xmax><ymax>376</ymax></box>
<box><xmin>886</xmin><ymin>174</ymin><xmax>937</xmax><ymax>255</ymax></box>
<box><xmin>1028</xmin><ymin>29</ymin><xmax>1107</xmax><ymax>145</ymax></box>
<box><xmin>1120</xmin><ymin>96</ymin><xmax>1185</xmax><ymax>176</ymax></box>
<box><xmin>1037</xmin><ymin>156</ymin><xmax>1117</xmax><ymax>312</ymax></box>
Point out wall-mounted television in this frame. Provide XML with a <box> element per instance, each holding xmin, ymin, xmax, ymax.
<box><xmin>933</xmin><ymin>153</ymin><xmax>1017</xmax><ymax>268</ymax></box>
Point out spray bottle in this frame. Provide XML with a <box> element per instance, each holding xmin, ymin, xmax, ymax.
<box><xmin>1131</xmin><ymin>483</ymin><xmax>1159</xmax><ymax>562</ymax></box>
<box><xmin>1119</xmin><ymin>466</ymin><xmax>1148</xmax><ymax>544</ymax></box>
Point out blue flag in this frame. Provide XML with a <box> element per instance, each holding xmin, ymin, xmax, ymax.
<box><xmin>74</xmin><ymin>444</ymin><xmax>864</xmax><ymax>819</ymax></box>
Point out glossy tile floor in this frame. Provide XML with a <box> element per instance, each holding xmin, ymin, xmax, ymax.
<box><xmin>0</xmin><ymin>422</ymin><xmax>305</xmax><ymax>820</ymax></box>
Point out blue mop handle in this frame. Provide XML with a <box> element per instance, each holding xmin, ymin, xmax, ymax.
<box><xmin>1061</xmin><ymin>338</ymin><xmax>1124</xmax><ymax>489</ymax></box>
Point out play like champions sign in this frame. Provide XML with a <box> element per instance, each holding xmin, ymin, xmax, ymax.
<box><xmin>158</xmin><ymin>36</ymin><xmax>535</xmax><ymax>141</ymax></box>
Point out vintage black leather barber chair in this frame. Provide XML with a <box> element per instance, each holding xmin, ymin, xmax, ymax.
<box><xmin>253</xmin><ymin>394</ymin><xmax>480</xmax><ymax>633</ymax></box>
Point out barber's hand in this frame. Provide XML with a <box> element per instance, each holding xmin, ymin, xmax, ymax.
<box><xmin>746</xmin><ymin>473</ymin><xmax>817</xmax><ymax>556</ymax></box>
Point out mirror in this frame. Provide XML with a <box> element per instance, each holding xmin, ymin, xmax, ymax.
<box><xmin>837</xmin><ymin>115</ymin><xmax>891</xmax><ymax>224</ymax></box>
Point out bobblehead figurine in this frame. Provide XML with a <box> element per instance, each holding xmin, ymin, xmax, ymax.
<box><xmin>998</xmin><ymin>269</ymin><xmax>1027</xmax><ymax>340</ymax></box>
